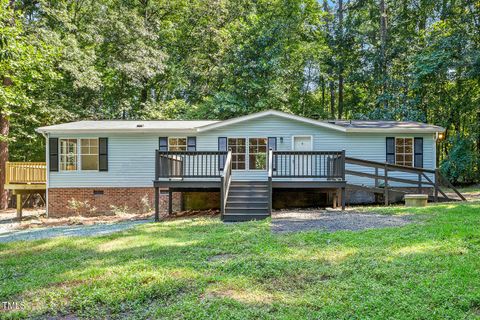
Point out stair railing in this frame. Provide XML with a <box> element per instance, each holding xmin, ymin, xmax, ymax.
<box><xmin>345</xmin><ymin>156</ymin><xmax>466</xmax><ymax>203</ymax></box>
<box><xmin>268</xmin><ymin>148</ymin><xmax>273</xmax><ymax>214</ymax></box>
<box><xmin>220</xmin><ymin>149</ymin><xmax>233</xmax><ymax>218</ymax></box>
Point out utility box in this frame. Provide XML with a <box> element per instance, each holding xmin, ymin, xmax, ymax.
<box><xmin>404</xmin><ymin>194</ymin><xmax>428</xmax><ymax>207</ymax></box>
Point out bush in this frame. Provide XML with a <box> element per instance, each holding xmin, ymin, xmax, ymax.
<box><xmin>440</xmin><ymin>134</ymin><xmax>479</xmax><ymax>184</ymax></box>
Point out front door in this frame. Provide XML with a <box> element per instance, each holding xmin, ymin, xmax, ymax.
<box><xmin>292</xmin><ymin>136</ymin><xmax>312</xmax><ymax>176</ymax></box>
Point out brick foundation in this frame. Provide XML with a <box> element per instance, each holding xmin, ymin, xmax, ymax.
<box><xmin>47</xmin><ymin>187</ymin><xmax>181</xmax><ymax>217</ymax></box>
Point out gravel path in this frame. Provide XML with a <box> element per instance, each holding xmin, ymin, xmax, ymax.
<box><xmin>0</xmin><ymin>219</ymin><xmax>152</xmax><ymax>243</ymax></box>
<box><xmin>271</xmin><ymin>209</ymin><xmax>413</xmax><ymax>233</ymax></box>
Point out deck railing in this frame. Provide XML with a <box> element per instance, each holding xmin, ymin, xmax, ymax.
<box><xmin>271</xmin><ymin>151</ymin><xmax>345</xmax><ymax>179</ymax></box>
<box><xmin>5</xmin><ymin>162</ymin><xmax>47</xmax><ymax>184</ymax></box>
<box><xmin>220</xmin><ymin>150</ymin><xmax>233</xmax><ymax>217</ymax></box>
<box><xmin>344</xmin><ymin>156</ymin><xmax>466</xmax><ymax>203</ymax></box>
<box><xmin>155</xmin><ymin>151</ymin><xmax>228</xmax><ymax>179</ymax></box>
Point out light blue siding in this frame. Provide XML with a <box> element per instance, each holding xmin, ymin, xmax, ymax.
<box><xmin>48</xmin><ymin>114</ymin><xmax>437</xmax><ymax>188</ymax></box>
<box><xmin>197</xmin><ymin>115</ymin><xmax>346</xmax><ymax>179</ymax></box>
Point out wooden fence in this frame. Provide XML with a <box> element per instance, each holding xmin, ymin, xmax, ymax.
<box><xmin>5</xmin><ymin>162</ymin><xmax>47</xmax><ymax>184</ymax></box>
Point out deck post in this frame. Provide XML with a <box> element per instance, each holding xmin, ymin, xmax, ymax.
<box><xmin>16</xmin><ymin>193</ymin><xmax>22</xmax><ymax>219</ymax></box>
<box><xmin>168</xmin><ymin>189</ymin><xmax>173</xmax><ymax>215</ymax></box>
<box><xmin>268</xmin><ymin>177</ymin><xmax>272</xmax><ymax>215</ymax></box>
<box><xmin>384</xmin><ymin>163</ymin><xmax>389</xmax><ymax>205</ymax></box>
<box><xmin>154</xmin><ymin>187</ymin><xmax>159</xmax><ymax>222</ymax></box>
<box><xmin>220</xmin><ymin>176</ymin><xmax>225</xmax><ymax>218</ymax></box>
<box><xmin>417</xmin><ymin>173</ymin><xmax>422</xmax><ymax>194</ymax></box>
<box><xmin>341</xmin><ymin>187</ymin><xmax>346</xmax><ymax>210</ymax></box>
<box><xmin>434</xmin><ymin>169</ymin><xmax>439</xmax><ymax>202</ymax></box>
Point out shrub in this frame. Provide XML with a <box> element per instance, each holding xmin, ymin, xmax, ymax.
<box><xmin>440</xmin><ymin>134</ymin><xmax>479</xmax><ymax>184</ymax></box>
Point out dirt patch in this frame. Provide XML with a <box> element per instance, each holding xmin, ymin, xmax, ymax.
<box><xmin>203</xmin><ymin>288</ymin><xmax>273</xmax><ymax>305</ymax></box>
<box><xmin>272</xmin><ymin>208</ymin><xmax>414</xmax><ymax>233</ymax></box>
<box><xmin>0</xmin><ymin>208</ymin><xmax>153</xmax><ymax>231</ymax></box>
<box><xmin>167</xmin><ymin>209</ymin><xmax>220</xmax><ymax>219</ymax></box>
<box><xmin>207</xmin><ymin>253</ymin><xmax>237</xmax><ymax>262</ymax></box>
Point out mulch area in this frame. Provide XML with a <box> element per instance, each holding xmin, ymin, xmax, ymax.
<box><xmin>271</xmin><ymin>208</ymin><xmax>414</xmax><ymax>233</ymax></box>
<box><xmin>0</xmin><ymin>208</ymin><xmax>221</xmax><ymax>232</ymax></box>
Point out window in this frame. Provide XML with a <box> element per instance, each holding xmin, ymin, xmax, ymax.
<box><xmin>168</xmin><ymin>137</ymin><xmax>187</xmax><ymax>151</ymax></box>
<box><xmin>60</xmin><ymin>139</ymin><xmax>78</xmax><ymax>171</ymax></box>
<box><xmin>395</xmin><ymin>138</ymin><xmax>414</xmax><ymax>166</ymax></box>
<box><xmin>228</xmin><ymin>138</ymin><xmax>246</xmax><ymax>170</ymax></box>
<box><xmin>249</xmin><ymin>138</ymin><xmax>267</xmax><ymax>170</ymax></box>
<box><xmin>81</xmin><ymin>139</ymin><xmax>99</xmax><ymax>170</ymax></box>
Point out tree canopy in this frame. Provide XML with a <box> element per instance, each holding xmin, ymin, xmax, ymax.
<box><xmin>1</xmin><ymin>0</ymin><xmax>479</xmax><ymax>184</ymax></box>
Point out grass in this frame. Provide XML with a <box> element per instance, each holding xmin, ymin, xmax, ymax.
<box><xmin>1</xmin><ymin>202</ymin><xmax>480</xmax><ymax>319</ymax></box>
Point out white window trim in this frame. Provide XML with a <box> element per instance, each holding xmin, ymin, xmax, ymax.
<box><xmin>59</xmin><ymin>138</ymin><xmax>78</xmax><ymax>172</ymax></box>
<box><xmin>228</xmin><ymin>137</ymin><xmax>247</xmax><ymax>171</ymax></box>
<box><xmin>168</xmin><ymin>137</ymin><xmax>188</xmax><ymax>151</ymax></box>
<box><xmin>79</xmin><ymin>138</ymin><xmax>100</xmax><ymax>172</ymax></box>
<box><xmin>394</xmin><ymin>137</ymin><xmax>415</xmax><ymax>167</ymax></box>
<box><xmin>58</xmin><ymin>138</ymin><xmax>100</xmax><ymax>172</ymax></box>
<box><xmin>248</xmin><ymin>137</ymin><xmax>268</xmax><ymax>171</ymax></box>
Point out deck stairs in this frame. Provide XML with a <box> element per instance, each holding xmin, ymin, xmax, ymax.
<box><xmin>222</xmin><ymin>181</ymin><xmax>270</xmax><ymax>222</ymax></box>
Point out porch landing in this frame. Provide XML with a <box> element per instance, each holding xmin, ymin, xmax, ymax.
<box><xmin>153</xmin><ymin>149</ymin><xmax>464</xmax><ymax>222</ymax></box>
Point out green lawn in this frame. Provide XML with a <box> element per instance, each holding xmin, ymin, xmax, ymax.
<box><xmin>1</xmin><ymin>203</ymin><xmax>480</xmax><ymax>319</ymax></box>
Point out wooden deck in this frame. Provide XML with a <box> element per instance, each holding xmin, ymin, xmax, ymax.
<box><xmin>153</xmin><ymin>150</ymin><xmax>465</xmax><ymax>222</ymax></box>
<box><xmin>4</xmin><ymin>162</ymin><xmax>46</xmax><ymax>218</ymax></box>
<box><xmin>153</xmin><ymin>150</ymin><xmax>347</xmax><ymax>221</ymax></box>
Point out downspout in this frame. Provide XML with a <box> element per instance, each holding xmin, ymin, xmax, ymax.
<box><xmin>41</xmin><ymin>131</ymin><xmax>49</xmax><ymax>217</ymax></box>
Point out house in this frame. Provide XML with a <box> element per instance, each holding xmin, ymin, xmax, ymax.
<box><xmin>36</xmin><ymin>110</ymin><xmax>449</xmax><ymax>222</ymax></box>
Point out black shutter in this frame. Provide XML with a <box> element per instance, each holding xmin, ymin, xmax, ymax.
<box><xmin>99</xmin><ymin>138</ymin><xmax>108</xmax><ymax>171</ymax></box>
<box><xmin>49</xmin><ymin>138</ymin><xmax>59</xmax><ymax>172</ymax></box>
<box><xmin>386</xmin><ymin>137</ymin><xmax>395</xmax><ymax>164</ymax></box>
<box><xmin>414</xmin><ymin>137</ymin><xmax>423</xmax><ymax>168</ymax></box>
<box><xmin>187</xmin><ymin>137</ymin><xmax>196</xmax><ymax>151</ymax></box>
<box><xmin>218</xmin><ymin>137</ymin><xmax>227</xmax><ymax>170</ymax></box>
<box><xmin>268</xmin><ymin>137</ymin><xmax>277</xmax><ymax>171</ymax></box>
<box><xmin>159</xmin><ymin>137</ymin><xmax>168</xmax><ymax>151</ymax></box>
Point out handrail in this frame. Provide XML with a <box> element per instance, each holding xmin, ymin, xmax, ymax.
<box><xmin>268</xmin><ymin>149</ymin><xmax>273</xmax><ymax>178</ymax></box>
<box><xmin>345</xmin><ymin>156</ymin><xmax>436</xmax><ymax>174</ymax></box>
<box><xmin>220</xmin><ymin>150</ymin><xmax>233</xmax><ymax>217</ymax></box>
<box><xmin>271</xmin><ymin>150</ymin><xmax>345</xmax><ymax>179</ymax></box>
<box><xmin>268</xmin><ymin>149</ymin><xmax>273</xmax><ymax>213</ymax></box>
<box><xmin>156</xmin><ymin>150</ymin><xmax>227</xmax><ymax>179</ymax></box>
<box><xmin>5</xmin><ymin>162</ymin><xmax>47</xmax><ymax>184</ymax></box>
<box><xmin>344</xmin><ymin>156</ymin><xmax>465</xmax><ymax>203</ymax></box>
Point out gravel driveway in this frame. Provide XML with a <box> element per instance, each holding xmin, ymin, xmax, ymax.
<box><xmin>271</xmin><ymin>209</ymin><xmax>413</xmax><ymax>233</ymax></box>
<box><xmin>0</xmin><ymin>219</ymin><xmax>151</xmax><ymax>243</ymax></box>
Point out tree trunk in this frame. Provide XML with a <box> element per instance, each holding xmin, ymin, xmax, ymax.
<box><xmin>0</xmin><ymin>114</ymin><xmax>9</xmax><ymax>209</ymax></box>
<box><xmin>379</xmin><ymin>0</ymin><xmax>388</xmax><ymax>108</ymax></box>
<box><xmin>337</xmin><ymin>0</ymin><xmax>344</xmax><ymax>119</ymax></box>
<box><xmin>338</xmin><ymin>75</ymin><xmax>344</xmax><ymax>119</ymax></box>
<box><xmin>321</xmin><ymin>77</ymin><xmax>325</xmax><ymax>114</ymax></box>
<box><xmin>0</xmin><ymin>0</ymin><xmax>15</xmax><ymax>209</ymax></box>
<box><xmin>477</xmin><ymin>112</ymin><xmax>480</xmax><ymax>153</ymax></box>
<box><xmin>329</xmin><ymin>80</ymin><xmax>335</xmax><ymax>119</ymax></box>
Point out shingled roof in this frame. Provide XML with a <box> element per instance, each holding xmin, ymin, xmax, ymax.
<box><xmin>36</xmin><ymin>110</ymin><xmax>445</xmax><ymax>134</ymax></box>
